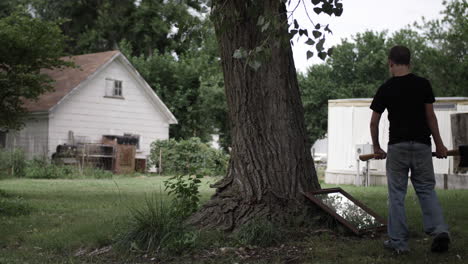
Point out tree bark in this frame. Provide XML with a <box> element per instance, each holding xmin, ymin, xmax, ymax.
<box><xmin>189</xmin><ymin>0</ymin><xmax>320</xmax><ymax>230</ymax></box>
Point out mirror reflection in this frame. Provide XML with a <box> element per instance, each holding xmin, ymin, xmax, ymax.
<box><xmin>315</xmin><ymin>192</ymin><xmax>384</xmax><ymax>230</ymax></box>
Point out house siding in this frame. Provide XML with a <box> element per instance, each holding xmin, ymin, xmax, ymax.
<box><xmin>48</xmin><ymin>57</ymin><xmax>170</xmax><ymax>159</ymax></box>
<box><xmin>6</xmin><ymin>115</ymin><xmax>49</xmax><ymax>159</ymax></box>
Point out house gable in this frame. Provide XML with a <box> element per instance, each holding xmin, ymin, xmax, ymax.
<box><xmin>47</xmin><ymin>54</ymin><xmax>175</xmax><ymax>158</ymax></box>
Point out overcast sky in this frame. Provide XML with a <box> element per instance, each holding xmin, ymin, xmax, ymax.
<box><xmin>290</xmin><ymin>0</ymin><xmax>447</xmax><ymax>73</ymax></box>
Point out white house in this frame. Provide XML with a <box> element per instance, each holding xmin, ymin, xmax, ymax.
<box><xmin>326</xmin><ymin>97</ymin><xmax>468</xmax><ymax>189</ymax></box>
<box><xmin>2</xmin><ymin>50</ymin><xmax>177</xmax><ymax>161</ymax></box>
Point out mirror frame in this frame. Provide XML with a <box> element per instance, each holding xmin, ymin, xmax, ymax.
<box><xmin>303</xmin><ymin>188</ymin><xmax>387</xmax><ymax>235</ymax></box>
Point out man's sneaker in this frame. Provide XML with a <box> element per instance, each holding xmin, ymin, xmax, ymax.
<box><xmin>431</xmin><ymin>232</ymin><xmax>450</xmax><ymax>253</ymax></box>
<box><xmin>383</xmin><ymin>240</ymin><xmax>410</xmax><ymax>255</ymax></box>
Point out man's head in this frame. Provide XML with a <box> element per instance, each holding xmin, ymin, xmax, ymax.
<box><xmin>388</xmin><ymin>45</ymin><xmax>411</xmax><ymax>76</ymax></box>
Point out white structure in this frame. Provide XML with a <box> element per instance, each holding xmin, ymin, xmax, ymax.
<box><xmin>326</xmin><ymin>97</ymin><xmax>468</xmax><ymax>189</ymax></box>
<box><xmin>4</xmin><ymin>51</ymin><xmax>177</xmax><ymax>160</ymax></box>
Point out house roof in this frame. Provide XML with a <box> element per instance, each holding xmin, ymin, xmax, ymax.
<box><xmin>23</xmin><ymin>50</ymin><xmax>177</xmax><ymax>124</ymax></box>
<box><xmin>23</xmin><ymin>50</ymin><xmax>119</xmax><ymax>112</ymax></box>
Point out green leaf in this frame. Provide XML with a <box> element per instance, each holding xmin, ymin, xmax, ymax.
<box><xmin>261</xmin><ymin>21</ymin><xmax>270</xmax><ymax>32</ymax></box>
<box><xmin>318</xmin><ymin>51</ymin><xmax>327</xmax><ymax>60</ymax></box>
<box><xmin>313</xmin><ymin>7</ymin><xmax>322</xmax><ymax>14</ymax></box>
<box><xmin>257</xmin><ymin>16</ymin><xmax>265</xmax><ymax>26</ymax></box>
<box><xmin>299</xmin><ymin>29</ymin><xmax>308</xmax><ymax>37</ymax></box>
<box><xmin>248</xmin><ymin>60</ymin><xmax>262</xmax><ymax>71</ymax></box>
<box><xmin>327</xmin><ymin>47</ymin><xmax>334</xmax><ymax>56</ymax></box>
<box><xmin>316</xmin><ymin>38</ymin><xmax>325</xmax><ymax>51</ymax></box>
<box><xmin>313</xmin><ymin>30</ymin><xmax>322</xmax><ymax>38</ymax></box>
<box><xmin>305</xmin><ymin>38</ymin><xmax>315</xmax><ymax>45</ymax></box>
<box><xmin>315</xmin><ymin>23</ymin><xmax>321</xmax><ymax>29</ymax></box>
<box><xmin>306</xmin><ymin>51</ymin><xmax>314</xmax><ymax>60</ymax></box>
<box><xmin>334</xmin><ymin>8</ymin><xmax>343</xmax><ymax>16</ymax></box>
<box><xmin>294</xmin><ymin>19</ymin><xmax>299</xmax><ymax>29</ymax></box>
<box><xmin>312</xmin><ymin>0</ymin><xmax>321</xmax><ymax>5</ymax></box>
<box><xmin>233</xmin><ymin>48</ymin><xmax>247</xmax><ymax>59</ymax></box>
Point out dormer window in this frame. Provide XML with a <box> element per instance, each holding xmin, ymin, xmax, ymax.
<box><xmin>105</xmin><ymin>78</ymin><xmax>124</xmax><ymax>99</ymax></box>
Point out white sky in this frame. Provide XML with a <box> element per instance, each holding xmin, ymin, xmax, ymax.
<box><xmin>290</xmin><ymin>0</ymin><xmax>446</xmax><ymax>73</ymax></box>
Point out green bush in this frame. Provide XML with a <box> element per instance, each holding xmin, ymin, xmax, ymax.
<box><xmin>116</xmin><ymin>195</ymin><xmax>199</xmax><ymax>255</ymax></box>
<box><xmin>24</xmin><ymin>158</ymin><xmax>74</xmax><ymax>179</ymax></box>
<box><xmin>164</xmin><ymin>174</ymin><xmax>203</xmax><ymax>219</ymax></box>
<box><xmin>0</xmin><ymin>148</ymin><xmax>27</xmax><ymax>178</ymax></box>
<box><xmin>148</xmin><ymin>137</ymin><xmax>228</xmax><ymax>176</ymax></box>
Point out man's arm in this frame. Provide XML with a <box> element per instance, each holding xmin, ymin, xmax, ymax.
<box><xmin>425</xmin><ymin>104</ymin><xmax>448</xmax><ymax>158</ymax></box>
<box><xmin>370</xmin><ymin>111</ymin><xmax>386</xmax><ymax>159</ymax></box>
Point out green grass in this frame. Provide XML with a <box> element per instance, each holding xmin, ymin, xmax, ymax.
<box><xmin>0</xmin><ymin>177</ymin><xmax>467</xmax><ymax>263</ymax></box>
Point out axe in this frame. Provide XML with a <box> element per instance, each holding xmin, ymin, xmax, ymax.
<box><xmin>359</xmin><ymin>145</ymin><xmax>468</xmax><ymax>167</ymax></box>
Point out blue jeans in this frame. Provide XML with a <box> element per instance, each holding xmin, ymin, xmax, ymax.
<box><xmin>386</xmin><ymin>141</ymin><xmax>449</xmax><ymax>250</ymax></box>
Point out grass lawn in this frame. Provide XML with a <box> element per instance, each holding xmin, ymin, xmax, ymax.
<box><xmin>1</xmin><ymin>176</ymin><xmax>467</xmax><ymax>263</ymax></box>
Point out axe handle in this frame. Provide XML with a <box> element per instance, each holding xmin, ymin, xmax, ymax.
<box><xmin>359</xmin><ymin>149</ymin><xmax>460</xmax><ymax>161</ymax></box>
<box><xmin>432</xmin><ymin>149</ymin><xmax>459</xmax><ymax>157</ymax></box>
<box><xmin>359</xmin><ymin>154</ymin><xmax>378</xmax><ymax>161</ymax></box>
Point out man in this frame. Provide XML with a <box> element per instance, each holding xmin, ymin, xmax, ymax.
<box><xmin>369</xmin><ymin>45</ymin><xmax>450</xmax><ymax>254</ymax></box>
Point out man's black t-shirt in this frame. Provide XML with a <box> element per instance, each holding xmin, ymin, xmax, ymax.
<box><xmin>370</xmin><ymin>73</ymin><xmax>435</xmax><ymax>145</ymax></box>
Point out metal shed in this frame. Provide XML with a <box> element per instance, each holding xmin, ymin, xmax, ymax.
<box><xmin>325</xmin><ymin>97</ymin><xmax>468</xmax><ymax>189</ymax></box>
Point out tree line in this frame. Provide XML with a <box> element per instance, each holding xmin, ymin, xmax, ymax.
<box><xmin>1</xmin><ymin>0</ymin><xmax>466</xmax><ymax>149</ymax></box>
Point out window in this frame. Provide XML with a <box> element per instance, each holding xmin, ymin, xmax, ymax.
<box><xmin>124</xmin><ymin>133</ymin><xmax>140</xmax><ymax>150</ymax></box>
<box><xmin>113</xmin><ymin>80</ymin><xmax>122</xmax><ymax>97</ymax></box>
<box><xmin>105</xmin><ymin>78</ymin><xmax>124</xmax><ymax>98</ymax></box>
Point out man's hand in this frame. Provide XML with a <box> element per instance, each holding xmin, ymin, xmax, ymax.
<box><xmin>374</xmin><ymin>147</ymin><xmax>387</xmax><ymax>160</ymax></box>
<box><xmin>435</xmin><ymin>144</ymin><xmax>448</xmax><ymax>159</ymax></box>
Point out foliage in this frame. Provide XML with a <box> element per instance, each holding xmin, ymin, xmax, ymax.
<box><xmin>416</xmin><ymin>0</ymin><xmax>468</xmax><ymax>96</ymax></box>
<box><xmin>24</xmin><ymin>158</ymin><xmax>74</xmax><ymax>179</ymax></box>
<box><xmin>300</xmin><ymin>0</ymin><xmax>468</xmax><ymax>144</ymax></box>
<box><xmin>26</xmin><ymin>0</ymin><xmax>205</xmax><ymax>57</ymax></box>
<box><xmin>0</xmin><ymin>148</ymin><xmax>27</xmax><ymax>178</ymax></box>
<box><xmin>149</xmin><ymin>138</ymin><xmax>228</xmax><ymax>176</ymax></box>
<box><xmin>0</xmin><ymin>11</ymin><xmax>73</xmax><ymax>130</ymax></box>
<box><xmin>0</xmin><ymin>149</ymin><xmax>115</xmax><ymax>179</ymax></box>
<box><xmin>164</xmin><ymin>174</ymin><xmax>204</xmax><ymax>218</ymax></box>
<box><xmin>116</xmin><ymin>195</ymin><xmax>199</xmax><ymax>255</ymax></box>
<box><xmin>233</xmin><ymin>218</ymin><xmax>283</xmax><ymax>247</ymax></box>
<box><xmin>0</xmin><ymin>191</ymin><xmax>32</xmax><ymax>217</ymax></box>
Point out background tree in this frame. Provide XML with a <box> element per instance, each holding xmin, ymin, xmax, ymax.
<box><xmin>0</xmin><ymin>11</ymin><xmax>73</xmax><ymax>130</ymax></box>
<box><xmin>299</xmin><ymin>0</ymin><xmax>467</xmax><ymax>144</ymax></box>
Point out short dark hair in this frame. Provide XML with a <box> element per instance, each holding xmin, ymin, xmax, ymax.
<box><xmin>388</xmin><ymin>45</ymin><xmax>411</xmax><ymax>65</ymax></box>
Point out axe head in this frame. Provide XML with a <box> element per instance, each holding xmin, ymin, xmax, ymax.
<box><xmin>459</xmin><ymin>145</ymin><xmax>468</xmax><ymax>168</ymax></box>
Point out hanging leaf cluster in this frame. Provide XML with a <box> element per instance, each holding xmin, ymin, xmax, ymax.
<box><xmin>288</xmin><ymin>0</ymin><xmax>343</xmax><ymax>61</ymax></box>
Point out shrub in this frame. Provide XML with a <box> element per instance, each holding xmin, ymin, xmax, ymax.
<box><xmin>164</xmin><ymin>173</ymin><xmax>204</xmax><ymax>219</ymax></box>
<box><xmin>24</xmin><ymin>158</ymin><xmax>74</xmax><ymax>179</ymax></box>
<box><xmin>0</xmin><ymin>148</ymin><xmax>27</xmax><ymax>178</ymax></box>
<box><xmin>116</xmin><ymin>196</ymin><xmax>199</xmax><ymax>255</ymax></box>
<box><xmin>148</xmin><ymin>137</ymin><xmax>228</xmax><ymax>176</ymax></box>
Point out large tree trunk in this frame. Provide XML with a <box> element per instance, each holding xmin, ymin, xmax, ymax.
<box><xmin>189</xmin><ymin>0</ymin><xmax>320</xmax><ymax>230</ymax></box>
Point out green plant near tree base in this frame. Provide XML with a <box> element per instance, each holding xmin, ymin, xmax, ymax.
<box><xmin>149</xmin><ymin>137</ymin><xmax>228</xmax><ymax>176</ymax></box>
<box><xmin>115</xmin><ymin>195</ymin><xmax>200</xmax><ymax>255</ymax></box>
<box><xmin>117</xmin><ymin>173</ymin><xmax>205</xmax><ymax>255</ymax></box>
<box><xmin>164</xmin><ymin>174</ymin><xmax>204</xmax><ymax>218</ymax></box>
